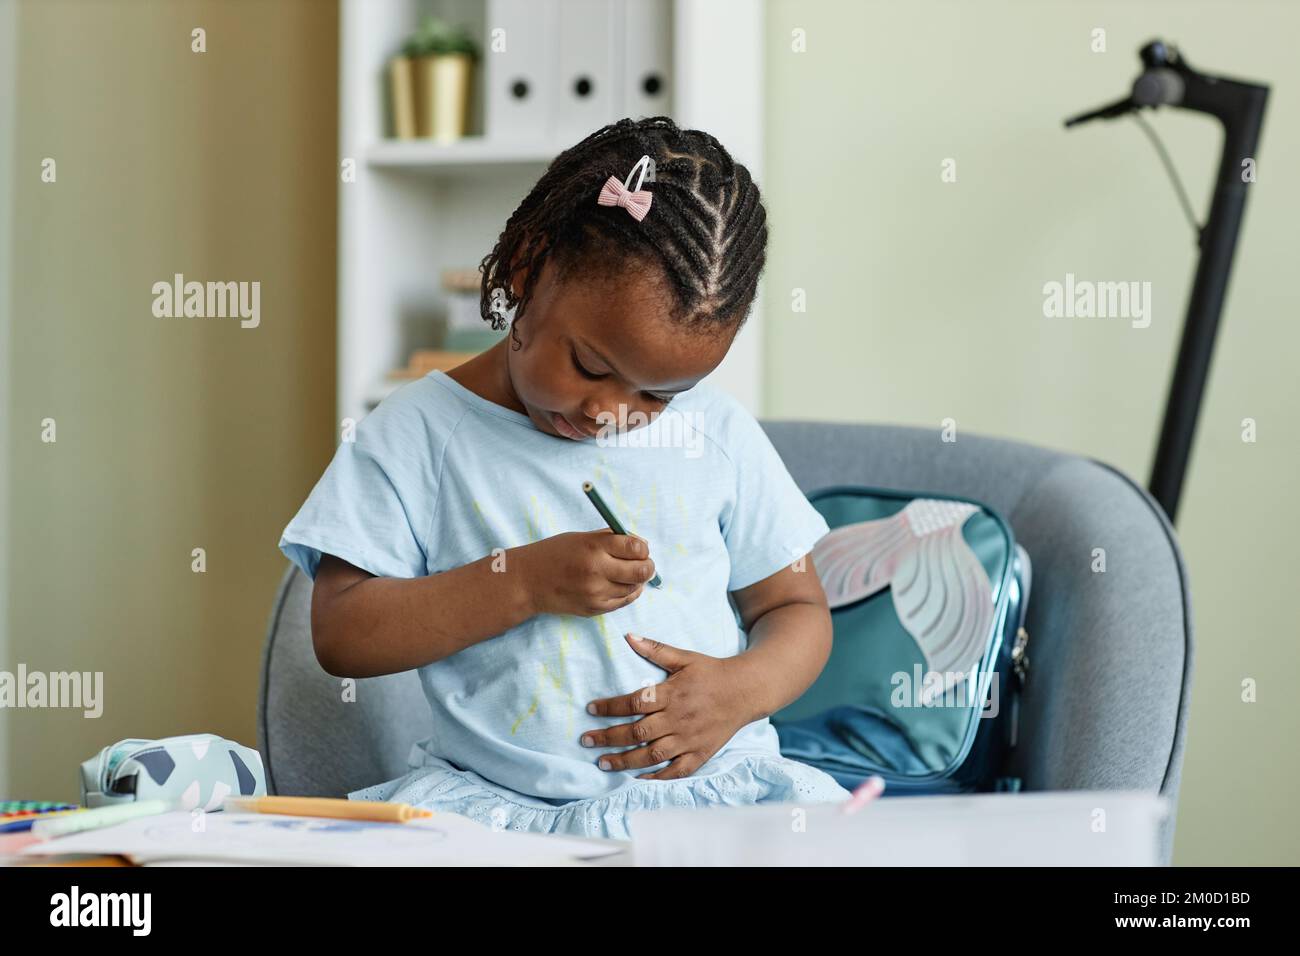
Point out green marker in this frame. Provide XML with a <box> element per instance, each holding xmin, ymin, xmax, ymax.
<box><xmin>30</xmin><ymin>798</ymin><xmax>173</xmax><ymax>840</ymax></box>
<box><xmin>582</xmin><ymin>481</ymin><xmax>662</xmax><ymax>589</ymax></box>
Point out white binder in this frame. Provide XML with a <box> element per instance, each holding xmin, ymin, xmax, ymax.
<box><xmin>622</xmin><ymin>0</ymin><xmax>673</xmax><ymax>120</ymax></box>
<box><xmin>485</xmin><ymin>0</ymin><xmax>673</xmax><ymax>144</ymax></box>
<box><xmin>555</xmin><ymin>0</ymin><xmax>620</xmax><ymax>143</ymax></box>
<box><xmin>485</xmin><ymin>0</ymin><xmax>557</xmax><ymax>141</ymax></box>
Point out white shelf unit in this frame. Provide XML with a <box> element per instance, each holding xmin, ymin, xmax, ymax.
<box><xmin>338</xmin><ymin>0</ymin><xmax>766</xmax><ymax>424</ymax></box>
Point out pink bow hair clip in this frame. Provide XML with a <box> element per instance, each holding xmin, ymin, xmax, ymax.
<box><xmin>597</xmin><ymin>154</ymin><xmax>654</xmax><ymax>221</ymax></box>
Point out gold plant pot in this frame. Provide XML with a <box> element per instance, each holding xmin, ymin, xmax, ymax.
<box><xmin>416</xmin><ymin>52</ymin><xmax>474</xmax><ymax>141</ymax></box>
<box><xmin>388</xmin><ymin>56</ymin><xmax>417</xmax><ymax>140</ymax></box>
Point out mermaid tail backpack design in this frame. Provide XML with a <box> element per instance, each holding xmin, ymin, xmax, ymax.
<box><xmin>773</xmin><ymin>486</ymin><xmax>1032</xmax><ymax>795</ymax></box>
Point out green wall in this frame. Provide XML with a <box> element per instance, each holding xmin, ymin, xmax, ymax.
<box><xmin>3</xmin><ymin>0</ymin><xmax>337</xmax><ymax>802</ymax></box>
<box><xmin>764</xmin><ymin>0</ymin><xmax>1299</xmax><ymax>865</ymax></box>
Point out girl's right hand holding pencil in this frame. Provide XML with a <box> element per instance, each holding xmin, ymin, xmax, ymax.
<box><xmin>306</xmin><ymin>530</ymin><xmax>655</xmax><ymax>678</ymax></box>
<box><xmin>517</xmin><ymin>529</ymin><xmax>657</xmax><ymax>618</ymax></box>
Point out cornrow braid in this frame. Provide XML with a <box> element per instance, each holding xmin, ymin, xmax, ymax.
<box><xmin>478</xmin><ymin>116</ymin><xmax>768</xmax><ymax>343</ymax></box>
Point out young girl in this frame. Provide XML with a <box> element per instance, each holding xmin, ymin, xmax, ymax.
<box><xmin>279</xmin><ymin>116</ymin><xmax>851</xmax><ymax>841</ymax></box>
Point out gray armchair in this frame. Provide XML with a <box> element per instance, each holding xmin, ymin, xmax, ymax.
<box><xmin>258</xmin><ymin>421</ymin><xmax>1194</xmax><ymax>864</ymax></box>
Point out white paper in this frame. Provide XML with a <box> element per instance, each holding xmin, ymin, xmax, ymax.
<box><xmin>20</xmin><ymin>810</ymin><xmax>627</xmax><ymax>867</ymax></box>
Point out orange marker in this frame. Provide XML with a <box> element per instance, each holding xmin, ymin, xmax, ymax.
<box><xmin>223</xmin><ymin>796</ymin><xmax>432</xmax><ymax>822</ymax></box>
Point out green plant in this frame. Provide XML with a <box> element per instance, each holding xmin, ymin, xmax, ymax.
<box><xmin>402</xmin><ymin>15</ymin><xmax>479</xmax><ymax>59</ymax></box>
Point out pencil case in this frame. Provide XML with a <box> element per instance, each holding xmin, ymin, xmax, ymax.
<box><xmin>79</xmin><ymin>733</ymin><xmax>267</xmax><ymax>810</ymax></box>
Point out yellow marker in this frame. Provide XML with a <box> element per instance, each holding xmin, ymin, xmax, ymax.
<box><xmin>223</xmin><ymin>796</ymin><xmax>432</xmax><ymax>822</ymax></box>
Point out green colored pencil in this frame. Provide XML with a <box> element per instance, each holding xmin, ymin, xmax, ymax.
<box><xmin>582</xmin><ymin>481</ymin><xmax>662</xmax><ymax>589</ymax></box>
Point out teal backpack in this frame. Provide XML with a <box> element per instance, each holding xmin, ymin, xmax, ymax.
<box><xmin>773</xmin><ymin>486</ymin><xmax>1032</xmax><ymax>795</ymax></box>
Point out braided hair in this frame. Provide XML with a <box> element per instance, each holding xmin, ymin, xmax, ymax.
<box><xmin>479</xmin><ymin>116</ymin><xmax>768</xmax><ymax>347</ymax></box>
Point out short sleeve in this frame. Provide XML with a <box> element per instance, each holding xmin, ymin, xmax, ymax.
<box><xmin>278</xmin><ymin>385</ymin><xmax>444</xmax><ymax>582</ymax></box>
<box><xmin>716</xmin><ymin>398</ymin><xmax>831</xmax><ymax>592</ymax></box>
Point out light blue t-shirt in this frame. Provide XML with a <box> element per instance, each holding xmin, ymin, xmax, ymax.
<box><xmin>278</xmin><ymin>369</ymin><xmax>848</xmax><ymax>839</ymax></box>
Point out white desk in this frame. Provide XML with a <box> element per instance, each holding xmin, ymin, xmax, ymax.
<box><xmin>15</xmin><ymin>792</ymin><xmax>1166</xmax><ymax>866</ymax></box>
<box><xmin>626</xmin><ymin>791</ymin><xmax>1169</xmax><ymax>866</ymax></box>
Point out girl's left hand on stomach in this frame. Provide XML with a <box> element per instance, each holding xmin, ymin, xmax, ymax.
<box><xmin>581</xmin><ymin>633</ymin><xmax>759</xmax><ymax>780</ymax></box>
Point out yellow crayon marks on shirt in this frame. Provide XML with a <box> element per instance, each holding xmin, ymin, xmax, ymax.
<box><xmin>529</xmin><ymin>494</ymin><xmax>562</xmax><ymax>546</ymax></box>
<box><xmin>650</xmin><ymin>576</ymin><xmax>686</xmax><ymax>605</ymax></box>
<box><xmin>512</xmin><ymin>465</ymin><xmax>672</xmax><ymax>736</ymax></box>
<box><xmin>541</xmin><ymin>660</ymin><xmax>578</xmax><ymax>740</ymax></box>
<box><xmin>672</xmin><ymin>497</ymin><xmax>690</xmax><ymax>560</ymax></box>
<box><xmin>471</xmin><ymin>499</ymin><xmax>497</xmax><ymax>549</ymax></box>
<box><xmin>593</xmin><ymin>613</ymin><xmax>614</xmax><ymax>660</ymax></box>
<box><xmin>592</xmin><ymin>465</ymin><xmax>642</xmax><ymax>536</ymax></box>
<box><xmin>669</xmin><ymin>494</ymin><xmax>692</xmax><ymax>596</ymax></box>
<box><xmin>649</xmin><ymin>478</ymin><xmax>661</xmax><ymax>530</ymax></box>
<box><xmin>555</xmin><ymin>614</ymin><xmax>579</xmax><ymax>668</ymax></box>
<box><xmin>524</xmin><ymin>494</ymin><xmax>544</xmax><ymax>544</ymax></box>
<box><xmin>510</xmin><ymin>694</ymin><xmax>537</xmax><ymax>735</ymax></box>
<box><xmin>510</xmin><ymin>656</ymin><xmax>578</xmax><ymax>741</ymax></box>
<box><xmin>537</xmin><ymin>495</ymin><xmax>558</xmax><ymax>539</ymax></box>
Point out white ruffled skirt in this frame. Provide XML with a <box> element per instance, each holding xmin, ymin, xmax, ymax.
<box><xmin>348</xmin><ymin>747</ymin><xmax>852</xmax><ymax>842</ymax></box>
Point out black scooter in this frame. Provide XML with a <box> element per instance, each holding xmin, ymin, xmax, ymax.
<box><xmin>1065</xmin><ymin>40</ymin><xmax>1269</xmax><ymax>525</ymax></box>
